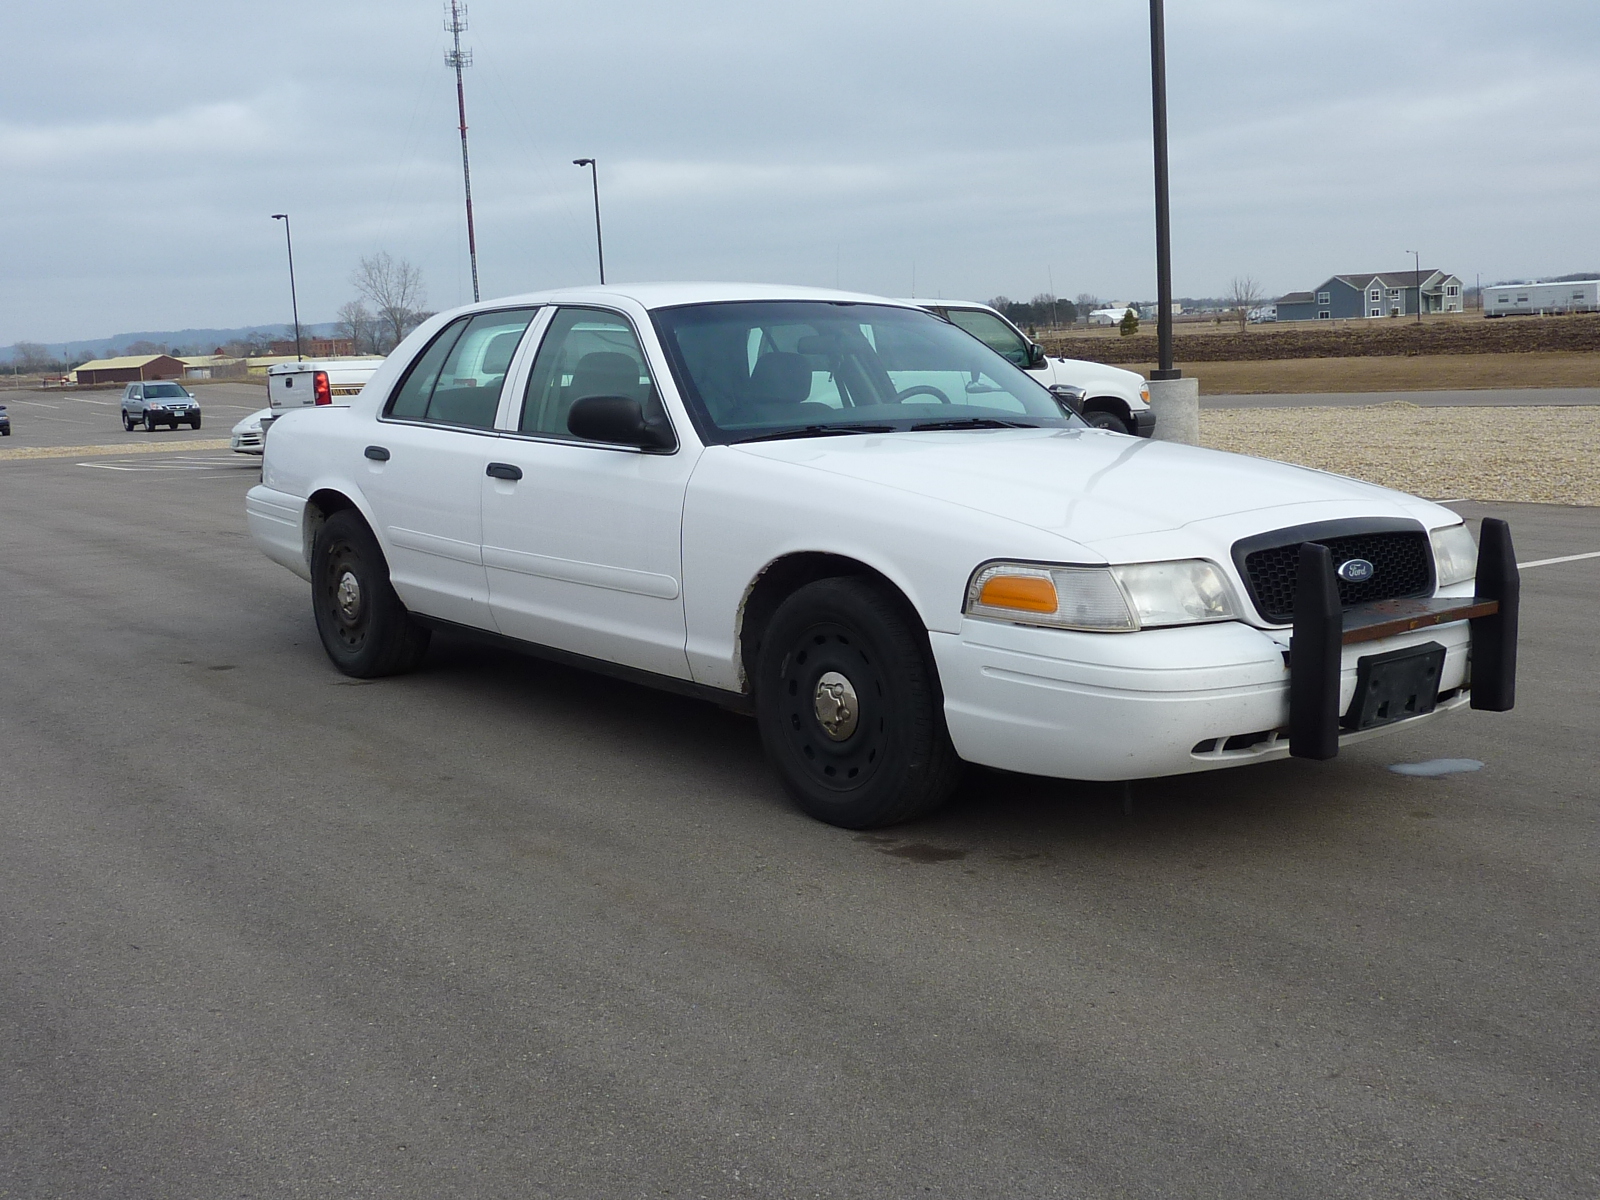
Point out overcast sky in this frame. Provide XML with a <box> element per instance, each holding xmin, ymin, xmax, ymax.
<box><xmin>3</xmin><ymin>0</ymin><xmax>1597</xmax><ymax>343</ymax></box>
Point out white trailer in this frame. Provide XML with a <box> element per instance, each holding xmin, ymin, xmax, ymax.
<box><xmin>1484</xmin><ymin>279</ymin><xmax>1599</xmax><ymax>317</ymax></box>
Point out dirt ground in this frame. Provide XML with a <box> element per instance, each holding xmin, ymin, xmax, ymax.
<box><xmin>1201</xmin><ymin>402</ymin><xmax>1600</xmax><ymax>505</ymax></box>
<box><xmin>1132</xmin><ymin>352</ymin><xmax>1600</xmax><ymax>394</ymax></box>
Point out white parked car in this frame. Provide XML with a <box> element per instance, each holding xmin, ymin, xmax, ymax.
<box><xmin>231</xmin><ymin>408</ymin><xmax>269</xmax><ymax>454</ymax></box>
<box><xmin>907</xmin><ymin>300</ymin><xmax>1154</xmax><ymax>435</ymax></box>
<box><xmin>246</xmin><ymin>284</ymin><xmax>1518</xmax><ymax>829</ymax></box>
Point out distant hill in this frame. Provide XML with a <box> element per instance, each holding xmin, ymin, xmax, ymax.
<box><xmin>2</xmin><ymin>322</ymin><xmax>344</xmax><ymax>365</ymax></box>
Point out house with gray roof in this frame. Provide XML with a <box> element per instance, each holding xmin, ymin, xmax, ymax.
<box><xmin>1276</xmin><ymin>271</ymin><xmax>1465</xmax><ymax>321</ymax></box>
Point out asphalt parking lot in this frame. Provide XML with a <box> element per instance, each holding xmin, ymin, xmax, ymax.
<box><xmin>2</xmin><ymin>432</ymin><xmax>1597</xmax><ymax>1198</ymax></box>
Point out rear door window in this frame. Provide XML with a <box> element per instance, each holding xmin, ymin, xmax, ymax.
<box><xmin>386</xmin><ymin>308</ymin><xmax>539</xmax><ymax>429</ymax></box>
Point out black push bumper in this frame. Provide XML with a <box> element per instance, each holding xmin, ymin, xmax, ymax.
<box><xmin>1131</xmin><ymin>408</ymin><xmax>1157</xmax><ymax>438</ymax></box>
<box><xmin>1288</xmin><ymin>518</ymin><xmax>1519</xmax><ymax>759</ymax></box>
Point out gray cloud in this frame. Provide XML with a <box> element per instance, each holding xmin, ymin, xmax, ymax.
<box><xmin>2</xmin><ymin>0</ymin><xmax>1597</xmax><ymax>342</ymax></box>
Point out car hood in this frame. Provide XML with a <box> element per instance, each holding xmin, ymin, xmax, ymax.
<box><xmin>732</xmin><ymin>428</ymin><xmax>1441</xmax><ymax>546</ymax></box>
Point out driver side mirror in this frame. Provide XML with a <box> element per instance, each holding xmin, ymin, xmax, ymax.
<box><xmin>1027</xmin><ymin>341</ymin><xmax>1047</xmax><ymax>368</ymax></box>
<box><xmin>567</xmin><ymin>394</ymin><xmax>674</xmax><ymax>450</ymax></box>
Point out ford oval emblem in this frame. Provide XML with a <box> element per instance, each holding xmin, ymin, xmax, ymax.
<box><xmin>1337</xmin><ymin>558</ymin><xmax>1375</xmax><ymax>583</ymax></box>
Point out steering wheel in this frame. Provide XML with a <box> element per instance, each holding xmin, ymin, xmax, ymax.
<box><xmin>895</xmin><ymin>384</ymin><xmax>952</xmax><ymax>405</ymax></box>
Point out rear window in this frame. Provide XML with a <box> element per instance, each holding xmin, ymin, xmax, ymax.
<box><xmin>386</xmin><ymin>308</ymin><xmax>538</xmax><ymax>429</ymax></box>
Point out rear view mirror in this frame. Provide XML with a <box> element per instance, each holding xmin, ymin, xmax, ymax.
<box><xmin>567</xmin><ymin>395</ymin><xmax>674</xmax><ymax>450</ymax></box>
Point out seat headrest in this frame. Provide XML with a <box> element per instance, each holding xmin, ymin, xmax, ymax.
<box><xmin>480</xmin><ymin>330</ymin><xmax>522</xmax><ymax>377</ymax></box>
<box><xmin>569</xmin><ymin>351</ymin><xmax>641</xmax><ymax>399</ymax></box>
<box><xmin>748</xmin><ymin>352</ymin><xmax>812</xmax><ymax>405</ymax></box>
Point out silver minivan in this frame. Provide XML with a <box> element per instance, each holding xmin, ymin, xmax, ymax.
<box><xmin>121</xmin><ymin>381</ymin><xmax>202</xmax><ymax>431</ymax></box>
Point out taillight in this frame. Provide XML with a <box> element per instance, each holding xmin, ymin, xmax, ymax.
<box><xmin>313</xmin><ymin>371</ymin><xmax>332</xmax><ymax>406</ymax></box>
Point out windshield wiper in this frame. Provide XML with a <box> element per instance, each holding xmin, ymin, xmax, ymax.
<box><xmin>909</xmin><ymin>417</ymin><xmax>1039</xmax><ymax>432</ymax></box>
<box><xmin>734</xmin><ymin>423</ymin><xmax>896</xmax><ymax>443</ymax></box>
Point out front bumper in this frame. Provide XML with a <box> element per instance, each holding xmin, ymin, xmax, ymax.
<box><xmin>1131</xmin><ymin>407</ymin><xmax>1157</xmax><ymax>438</ymax></box>
<box><xmin>931</xmin><ymin>521</ymin><xmax>1518</xmax><ymax>782</ymax></box>
<box><xmin>231</xmin><ymin>430</ymin><xmax>264</xmax><ymax>454</ymax></box>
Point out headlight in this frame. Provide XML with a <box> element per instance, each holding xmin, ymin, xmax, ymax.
<box><xmin>965</xmin><ymin>559</ymin><xmax>1239</xmax><ymax>632</ymax></box>
<box><xmin>1431</xmin><ymin>523</ymin><xmax>1478</xmax><ymax>587</ymax></box>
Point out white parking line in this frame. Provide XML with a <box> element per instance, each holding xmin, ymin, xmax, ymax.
<box><xmin>1519</xmin><ymin>551</ymin><xmax>1600</xmax><ymax>570</ymax></box>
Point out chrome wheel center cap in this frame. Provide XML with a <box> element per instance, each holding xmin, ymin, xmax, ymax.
<box><xmin>335</xmin><ymin>571</ymin><xmax>363</xmax><ymax>624</ymax></box>
<box><xmin>813</xmin><ymin>671</ymin><xmax>859</xmax><ymax>741</ymax></box>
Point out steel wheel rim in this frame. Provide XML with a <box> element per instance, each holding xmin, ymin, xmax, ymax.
<box><xmin>777</xmin><ymin>621</ymin><xmax>886</xmax><ymax>791</ymax></box>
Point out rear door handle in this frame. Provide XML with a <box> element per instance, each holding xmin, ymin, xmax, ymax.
<box><xmin>486</xmin><ymin>462</ymin><xmax>522</xmax><ymax>481</ymax></box>
<box><xmin>364</xmin><ymin>445</ymin><xmax>390</xmax><ymax>461</ymax></box>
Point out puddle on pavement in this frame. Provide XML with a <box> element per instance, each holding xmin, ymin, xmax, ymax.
<box><xmin>1389</xmin><ymin>758</ymin><xmax>1484</xmax><ymax>778</ymax></box>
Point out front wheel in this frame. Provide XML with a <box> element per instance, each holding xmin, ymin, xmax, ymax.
<box><xmin>311</xmin><ymin>510</ymin><xmax>431</xmax><ymax>677</ymax></box>
<box><xmin>143</xmin><ymin>413</ymin><xmax>157</xmax><ymax>432</ymax></box>
<box><xmin>122</xmin><ymin>411</ymin><xmax>135</xmax><ymax>431</ymax></box>
<box><xmin>189</xmin><ymin>415</ymin><xmax>202</xmax><ymax>430</ymax></box>
<box><xmin>1084</xmin><ymin>409</ymin><xmax>1130</xmax><ymax>434</ymax></box>
<box><xmin>755</xmin><ymin>577</ymin><xmax>961</xmax><ymax>828</ymax></box>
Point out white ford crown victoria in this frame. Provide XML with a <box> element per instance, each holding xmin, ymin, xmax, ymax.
<box><xmin>247</xmin><ymin>284</ymin><xmax>1518</xmax><ymax>828</ymax></box>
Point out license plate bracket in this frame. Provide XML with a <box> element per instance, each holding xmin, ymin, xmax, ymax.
<box><xmin>1344</xmin><ymin>641</ymin><xmax>1447</xmax><ymax>731</ymax></box>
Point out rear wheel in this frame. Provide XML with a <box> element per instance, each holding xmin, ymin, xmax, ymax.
<box><xmin>755</xmin><ymin>577</ymin><xmax>961</xmax><ymax>828</ymax></box>
<box><xmin>311</xmin><ymin>510</ymin><xmax>431</xmax><ymax>677</ymax></box>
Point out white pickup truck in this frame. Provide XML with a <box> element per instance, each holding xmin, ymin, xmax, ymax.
<box><xmin>235</xmin><ymin>358</ymin><xmax>386</xmax><ymax>454</ymax></box>
<box><xmin>267</xmin><ymin>358</ymin><xmax>385</xmax><ymax>412</ymax></box>
<box><xmin>908</xmin><ymin>301</ymin><xmax>1155</xmax><ymax>436</ymax></box>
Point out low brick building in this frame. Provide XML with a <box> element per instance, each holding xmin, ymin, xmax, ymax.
<box><xmin>71</xmin><ymin>354</ymin><xmax>187</xmax><ymax>385</ymax></box>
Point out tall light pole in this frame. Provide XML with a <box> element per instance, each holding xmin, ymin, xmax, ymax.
<box><xmin>1410</xmin><ymin>249</ymin><xmax>1423</xmax><ymax>324</ymax></box>
<box><xmin>270</xmin><ymin>213</ymin><xmax>303</xmax><ymax>361</ymax></box>
<box><xmin>445</xmin><ymin>0</ymin><xmax>480</xmax><ymax>302</ymax></box>
<box><xmin>573</xmin><ymin>158</ymin><xmax>605</xmax><ymax>284</ymax></box>
<box><xmin>1149</xmin><ymin>0</ymin><xmax>1177</xmax><ymax>381</ymax></box>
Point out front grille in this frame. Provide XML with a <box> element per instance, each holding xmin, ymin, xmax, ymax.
<box><xmin>1236</xmin><ymin>524</ymin><xmax>1433</xmax><ymax>623</ymax></box>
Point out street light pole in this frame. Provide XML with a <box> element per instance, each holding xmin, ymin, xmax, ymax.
<box><xmin>1149</xmin><ymin>0</ymin><xmax>1177</xmax><ymax>380</ymax></box>
<box><xmin>573</xmin><ymin>158</ymin><xmax>605</xmax><ymax>285</ymax></box>
<box><xmin>270</xmin><ymin>213</ymin><xmax>303</xmax><ymax>360</ymax></box>
<box><xmin>1411</xmin><ymin>249</ymin><xmax>1423</xmax><ymax>324</ymax></box>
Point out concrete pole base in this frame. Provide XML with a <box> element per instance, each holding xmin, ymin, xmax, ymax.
<box><xmin>1147</xmin><ymin>376</ymin><xmax>1200</xmax><ymax>445</ymax></box>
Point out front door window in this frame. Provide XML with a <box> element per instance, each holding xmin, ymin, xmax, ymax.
<box><xmin>519</xmin><ymin>307</ymin><xmax>660</xmax><ymax>439</ymax></box>
<box><xmin>942</xmin><ymin>309</ymin><xmax>1032</xmax><ymax>369</ymax></box>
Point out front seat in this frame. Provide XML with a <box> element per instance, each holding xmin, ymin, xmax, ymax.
<box><xmin>559</xmin><ymin>351</ymin><xmax>645</xmax><ymax>432</ymax></box>
<box><xmin>746</xmin><ymin>352</ymin><xmax>812</xmax><ymax>405</ymax></box>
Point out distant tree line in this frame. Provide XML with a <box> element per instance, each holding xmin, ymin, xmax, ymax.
<box><xmin>986</xmin><ymin>294</ymin><xmax>1078</xmax><ymax>333</ymax></box>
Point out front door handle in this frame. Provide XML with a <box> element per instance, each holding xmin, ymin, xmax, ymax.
<box><xmin>485</xmin><ymin>462</ymin><xmax>522</xmax><ymax>481</ymax></box>
<box><xmin>364</xmin><ymin>445</ymin><xmax>390</xmax><ymax>461</ymax></box>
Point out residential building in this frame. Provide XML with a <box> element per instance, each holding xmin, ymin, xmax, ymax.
<box><xmin>1276</xmin><ymin>271</ymin><xmax>1465</xmax><ymax>321</ymax></box>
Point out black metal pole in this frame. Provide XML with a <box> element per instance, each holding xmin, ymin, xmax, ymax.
<box><xmin>574</xmin><ymin>158</ymin><xmax>605</xmax><ymax>284</ymax></box>
<box><xmin>1413</xmin><ymin>249</ymin><xmax>1423</xmax><ymax>325</ymax></box>
<box><xmin>1149</xmin><ymin>0</ymin><xmax>1177</xmax><ymax>379</ymax></box>
<box><xmin>272</xmin><ymin>213</ymin><xmax>303</xmax><ymax>360</ymax></box>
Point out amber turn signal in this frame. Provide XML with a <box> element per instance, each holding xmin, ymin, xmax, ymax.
<box><xmin>977</xmin><ymin>574</ymin><xmax>1058</xmax><ymax>613</ymax></box>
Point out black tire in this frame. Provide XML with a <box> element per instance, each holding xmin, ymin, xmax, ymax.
<box><xmin>310</xmin><ymin>510</ymin><xmax>431</xmax><ymax>678</ymax></box>
<box><xmin>1084</xmin><ymin>409</ymin><xmax>1130</xmax><ymax>433</ymax></box>
<box><xmin>189</xmin><ymin>415</ymin><xmax>202</xmax><ymax>430</ymax></box>
<box><xmin>755</xmin><ymin>576</ymin><xmax>961</xmax><ymax>829</ymax></box>
<box><xmin>143</xmin><ymin>413</ymin><xmax>156</xmax><ymax>432</ymax></box>
<box><xmin>122</xmin><ymin>411</ymin><xmax>134</xmax><ymax>432</ymax></box>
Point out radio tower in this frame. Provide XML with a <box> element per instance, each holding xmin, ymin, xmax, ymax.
<box><xmin>444</xmin><ymin>0</ymin><xmax>480</xmax><ymax>301</ymax></box>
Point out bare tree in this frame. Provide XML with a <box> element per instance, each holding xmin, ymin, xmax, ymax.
<box><xmin>13</xmin><ymin>341</ymin><xmax>50</xmax><ymax>372</ymax></box>
<box><xmin>351</xmin><ymin>252</ymin><xmax>427</xmax><ymax>352</ymax></box>
<box><xmin>1229</xmin><ymin>276</ymin><xmax>1263</xmax><ymax>332</ymax></box>
<box><xmin>336</xmin><ymin>300</ymin><xmax>376</xmax><ymax>355</ymax></box>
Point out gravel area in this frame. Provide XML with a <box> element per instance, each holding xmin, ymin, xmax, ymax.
<box><xmin>1201</xmin><ymin>402</ymin><xmax>1600</xmax><ymax>506</ymax></box>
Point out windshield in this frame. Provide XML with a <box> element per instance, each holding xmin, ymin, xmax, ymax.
<box><xmin>145</xmin><ymin>383</ymin><xmax>188</xmax><ymax>398</ymax></box>
<box><xmin>651</xmin><ymin>301</ymin><xmax>1079</xmax><ymax>445</ymax></box>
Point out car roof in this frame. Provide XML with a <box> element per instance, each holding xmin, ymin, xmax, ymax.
<box><xmin>466</xmin><ymin>282</ymin><xmax>929</xmax><ymax>313</ymax></box>
<box><xmin>895</xmin><ymin>299</ymin><xmax>995</xmax><ymax>314</ymax></box>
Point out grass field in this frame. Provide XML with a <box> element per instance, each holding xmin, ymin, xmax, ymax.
<box><xmin>1128</xmin><ymin>352</ymin><xmax>1600</xmax><ymax>394</ymax></box>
